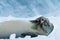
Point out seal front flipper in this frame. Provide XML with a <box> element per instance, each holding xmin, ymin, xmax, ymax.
<box><xmin>30</xmin><ymin>33</ymin><xmax>38</xmax><ymax>38</ymax></box>
<box><xmin>20</xmin><ymin>33</ymin><xmax>27</xmax><ymax>38</ymax></box>
<box><xmin>21</xmin><ymin>32</ymin><xmax>38</xmax><ymax>38</ymax></box>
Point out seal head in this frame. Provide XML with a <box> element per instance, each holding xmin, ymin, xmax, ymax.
<box><xmin>30</xmin><ymin>16</ymin><xmax>54</xmax><ymax>36</ymax></box>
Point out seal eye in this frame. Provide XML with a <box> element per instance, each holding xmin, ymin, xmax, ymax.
<box><xmin>42</xmin><ymin>19</ymin><xmax>44</xmax><ymax>21</ymax></box>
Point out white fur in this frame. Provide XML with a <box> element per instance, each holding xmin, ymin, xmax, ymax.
<box><xmin>0</xmin><ymin>20</ymin><xmax>35</xmax><ymax>38</ymax></box>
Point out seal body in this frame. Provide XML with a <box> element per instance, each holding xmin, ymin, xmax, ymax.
<box><xmin>0</xmin><ymin>16</ymin><xmax>54</xmax><ymax>39</ymax></box>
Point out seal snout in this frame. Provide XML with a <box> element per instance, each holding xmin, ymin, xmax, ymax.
<box><xmin>45</xmin><ymin>23</ymin><xmax>54</xmax><ymax>36</ymax></box>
